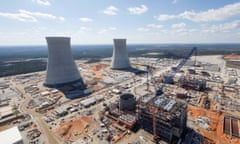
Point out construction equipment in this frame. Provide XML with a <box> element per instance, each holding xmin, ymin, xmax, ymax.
<box><xmin>146</xmin><ymin>65</ymin><xmax>157</xmax><ymax>92</ymax></box>
<box><xmin>156</xmin><ymin>47</ymin><xmax>197</xmax><ymax>95</ymax></box>
<box><xmin>145</xmin><ymin>47</ymin><xmax>197</xmax><ymax>142</ymax></box>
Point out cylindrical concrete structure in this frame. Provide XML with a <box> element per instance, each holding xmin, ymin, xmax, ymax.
<box><xmin>119</xmin><ymin>93</ymin><xmax>136</xmax><ymax>111</ymax></box>
<box><xmin>111</xmin><ymin>39</ymin><xmax>131</xmax><ymax>69</ymax></box>
<box><xmin>44</xmin><ymin>37</ymin><xmax>82</xmax><ymax>86</ymax></box>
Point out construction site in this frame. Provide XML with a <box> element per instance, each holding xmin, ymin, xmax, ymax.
<box><xmin>54</xmin><ymin>116</ymin><xmax>98</xmax><ymax>142</ymax></box>
<box><xmin>138</xmin><ymin>95</ymin><xmax>187</xmax><ymax>143</ymax></box>
<box><xmin>0</xmin><ymin>39</ymin><xmax>240</xmax><ymax>144</ymax></box>
<box><xmin>99</xmin><ymin>50</ymin><xmax>240</xmax><ymax>144</ymax></box>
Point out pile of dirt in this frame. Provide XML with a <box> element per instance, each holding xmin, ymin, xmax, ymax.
<box><xmin>91</xmin><ymin>64</ymin><xmax>107</xmax><ymax>71</ymax></box>
<box><xmin>54</xmin><ymin>116</ymin><xmax>96</xmax><ymax>141</ymax></box>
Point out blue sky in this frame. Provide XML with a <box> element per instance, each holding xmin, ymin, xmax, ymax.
<box><xmin>0</xmin><ymin>0</ymin><xmax>240</xmax><ymax>45</ymax></box>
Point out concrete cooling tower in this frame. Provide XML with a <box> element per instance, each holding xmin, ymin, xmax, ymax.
<box><xmin>111</xmin><ymin>39</ymin><xmax>131</xmax><ymax>69</ymax></box>
<box><xmin>44</xmin><ymin>37</ymin><xmax>82</xmax><ymax>87</ymax></box>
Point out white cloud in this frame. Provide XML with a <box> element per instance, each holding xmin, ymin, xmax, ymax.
<box><xmin>79</xmin><ymin>26</ymin><xmax>91</xmax><ymax>31</ymax></box>
<box><xmin>0</xmin><ymin>9</ymin><xmax>65</xmax><ymax>22</ymax></box>
<box><xmin>171</xmin><ymin>22</ymin><xmax>186</xmax><ymax>29</ymax></box>
<box><xmin>137</xmin><ymin>27</ymin><xmax>149</xmax><ymax>32</ymax></box>
<box><xmin>103</xmin><ymin>6</ymin><xmax>118</xmax><ymax>15</ymax></box>
<box><xmin>203</xmin><ymin>20</ymin><xmax>240</xmax><ymax>33</ymax></box>
<box><xmin>155</xmin><ymin>14</ymin><xmax>176</xmax><ymax>21</ymax></box>
<box><xmin>98</xmin><ymin>27</ymin><xmax>117</xmax><ymax>34</ymax></box>
<box><xmin>59</xmin><ymin>16</ymin><xmax>65</xmax><ymax>21</ymax></box>
<box><xmin>0</xmin><ymin>11</ymin><xmax>37</xmax><ymax>22</ymax></box>
<box><xmin>137</xmin><ymin>24</ymin><xmax>162</xmax><ymax>32</ymax></box>
<box><xmin>147</xmin><ymin>24</ymin><xmax>163</xmax><ymax>29</ymax></box>
<box><xmin>19</xmin><ymin>10</ymin><xmax>56</xmax><ymax>19</ymax></box>
<box><xmin>156</xmin><ymin>2</ymin><xmax>240</xmax><ymax>22</ymax></box>
<box><xmin>32</xmin><ymin>0</ymin><xmax>51</xmax><ymax>6</ymax></box>
<box><xmin>79</xmin><ymin>17</ymin><xmax>93</xmax><ymax>22</ymax></box>
<box><xmin>128</xmin><ymin>5</ymin><xmax>148</xmax><ymax>15</ymax></box>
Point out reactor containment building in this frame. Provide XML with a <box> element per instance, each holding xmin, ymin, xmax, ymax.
<box><xmin>111</xmin><ymin>39</ymin><xmax>131</xmax><ymax>69</ymax></box>
<box><xmin>44</xmin><ymin>37</ymin><xmax>83</xmax><ymax>87</ymax></box>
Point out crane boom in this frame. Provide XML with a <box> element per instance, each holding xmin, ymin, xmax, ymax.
<box><xmin>156</xmin><ymin>47</ymin><xmax>197</xmax><ymax>96</ymax></box>
<box><xmin>145</xmin><ymin>47</ymin><xmax>197</xmax><ymax>142</ymax></box>
<box><xmin>174</xmin><ymin>47</ymin><xmax>197</xmax><ymax>72</ymax></box>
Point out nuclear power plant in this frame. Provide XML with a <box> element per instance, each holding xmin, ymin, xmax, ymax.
<box><xmin>119</xmin><ymin>93</ymin><xmax>136</xmax><ymax>111</ymax></box>
<box><xmin>111</xmin><ymin>39</ymin><xmax>131</xmax><ymax>69</ymax></box>
<box><xmin>138</xmin><ymin>95</ymin><xmax>187</xmax><ymax>143</ymax></box>
<box><xmin>1</xmin><ymin>35</ymin><xmax>239</xmax><ymax>144</ymax></box>
<box><xmin>44</xmin><ymin>37</ymin><xmax>83</xmax><ymax>87</ymax></box>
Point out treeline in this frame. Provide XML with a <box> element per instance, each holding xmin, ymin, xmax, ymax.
<box><xmin>0</xmin><ymin>45</ymin><xmax>239</xmax><ymax>77</ymax></box>
<box><xmin>0</xmin><ymin>60</ymin><xmax>46</xmax><ymax>77</ymax></box>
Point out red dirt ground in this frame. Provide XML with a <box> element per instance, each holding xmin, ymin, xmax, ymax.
<box><xmin>188</xmin><ymin>105</ymin><xmax>240</xmax><ymax>144</ymax></box>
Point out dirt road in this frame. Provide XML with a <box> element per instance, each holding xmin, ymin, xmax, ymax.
<box><xmin>11</xmin><ymin>81</ymin><xmax>60</xmax><ymax>144</ymax></box>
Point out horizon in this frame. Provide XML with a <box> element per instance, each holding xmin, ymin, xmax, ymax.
<box><xmin>0</xmin><ymin>42</ymin><xmax>240</xmax><ymax>47</ymax></box>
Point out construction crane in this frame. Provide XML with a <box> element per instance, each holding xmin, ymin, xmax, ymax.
<box><xmin>156</xmin><ymin>47</ymin><xmax>197</xmax><ymax>95</ymax></box>
<box><xmin>146</xmin><ymin>65</ymin><xmax>158</xmax><ymax>93</ymax></box>
<box><xmin>145</xmin><ymin>47</ymin><xmax>197</xmax><ymax>142</ymax></box>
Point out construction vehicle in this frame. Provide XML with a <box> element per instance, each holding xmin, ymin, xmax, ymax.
<box><xmin>145</xmin><ymin>47</ymin><xmax>197</xmax><ymax>142</ymax></box>
<box><xmin>157</xmin><ymin>47</ymin><xmax>197</xmax><ymax>95</ymax></box>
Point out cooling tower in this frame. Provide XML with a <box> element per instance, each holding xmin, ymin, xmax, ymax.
<box><xmin>44</xmin><ymin>37</ymin><xmax>82</xmax><ymax>87</ymax></box>
<box><xmin>111</xmin><ymin>39</ymin><xmax>131</xmax><ymax>69</ymax></box>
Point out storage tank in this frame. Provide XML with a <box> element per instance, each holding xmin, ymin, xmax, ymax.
<box><xmin>44</xmin><ymin>37</ymin><xmax>82</xmax><ymax>87</ymax></box>
<box><xmin>119</xmin><ymin>93</ymin><xmax>136</xmax><ymax>111</ymax></box>
<box><xmin>111</xmin><ymin>39</ymin><xmax>131</xmax><ymax>69</ymax></box>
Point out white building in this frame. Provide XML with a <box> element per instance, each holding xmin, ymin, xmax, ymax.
<box><xmin>111</xmin><ymin>39</ymin><xmax>131</xmax><ymax>69</ymax></box>
<box><xmin>0</xmin><ymin>126</ymin><xmax>23</xmax><ymax>144</ymax></box>
<box><xmin>0</xmin><ymin>106</ymin><xmax>14</xmax><ymax>119</ymax></box>
<box><xmin>44</xmin><ymin>37</ymin><xmax>82</xmax><ymax>87</ymax></box>
<box><xmin>80</xmin><ymin>95</ymin><xmax>104</xmax><ymax>107</ymax></box>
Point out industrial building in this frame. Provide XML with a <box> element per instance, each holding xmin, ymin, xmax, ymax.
<box><xmin>223</xmin><ymin>54</ymin><xmax>240</xmax><ymax>69</ymax></box>
<box><xmin>104</xmin><ymin>93</ymin><xmax>138</xmax><ymax>129</ymax></box>
<box><xmin>111</xmin><ymin>39</ymin><xmax>131</xmax><ymax>69</ymax></box>
<box><xmin>44</xmin><ymin>37</ymin><xmax>83</xmax><ymax>87</ymax></box>
<box><xmin>179</xmin><ymin>76</ymin><xmax>206</xmax><ymax>91</ymax></box>
<box><xmin>0</xmin><ymin>126</ymin><xmax>23</xmax><ymax>144</ymax></box>
<box><xmin>55</xmin><ymin>107</ymin><xmax>68</xmax><ymax>117</ymax></box>
<box><xmin>223</xmin><ymin>116</ymin><xmax>240</xmax><ymax>138</ymax></box>
<box><xmin>119</xmin><ymin>93</ymin><xmax>136</xmax><ymax>111</ymax></box>
<box><xmin>138</xmin><ymin>95</ymin><xmax>187</xmax><ymax>143</ymax></box>
<box><xmin>106</xmin><ymin>108</ymin><xmax>137</xmax><ymax>129</ymax></box>
<box><xmin>80</xmin><ymin>95</ymin><xmax>104</xmax><ymax>108</ymax></box>
<box><xmin>204</xmin><ymin>64</ymin><xmax>220</xmax><ymax>72</ymax></box>
<box><xmin>0</xmin><ymin>106</ymin><xmax>14</xmax><ymax>119</ymax></box>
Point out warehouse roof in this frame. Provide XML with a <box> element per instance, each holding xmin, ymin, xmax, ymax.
<box><xmin>0</xmin><ymin>126</ymin><xmax>22</xmax><ymax>144</ymax></box>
